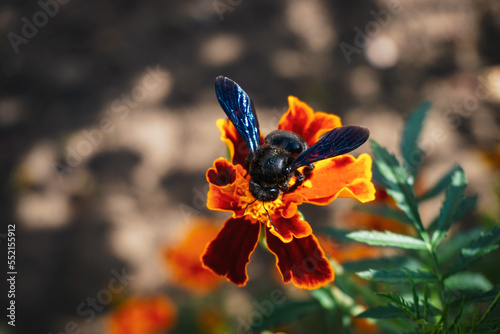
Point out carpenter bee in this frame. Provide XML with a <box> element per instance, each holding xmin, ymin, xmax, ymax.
<box><xmin>215</xmin><ymin>76</ymin><xmax>370</xmax><ymax>203</ymax></box>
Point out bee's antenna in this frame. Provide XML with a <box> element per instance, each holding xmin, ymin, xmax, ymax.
<box><xmin>262</xmin><ymin>203</ymin><xmax>278</xmax><ymax>231</ymax></box>
<box><xmin>244</xmin><ymin>199</ymin><xmax>257</xmax><ymax>213</ymax></box>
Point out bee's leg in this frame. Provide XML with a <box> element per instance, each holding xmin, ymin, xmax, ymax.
<box><xmin>283</xmin><ymin>164</ymin><xmax>315</xmax><ymax>197</ymax></box>
<box><xmin>303</xmin><ymin>163</ymin><xmax>315</xmax><ymax>180</ymax></box>
<box><xmin>278</xmin><ymin>180</ymin><xmax>289</xmax><ymax>192</ymax></box>
<box><xmin>285</xmin><ymin>170</ymin><xmax>305</xmax><ymax>194</ymax></box>
<box><xmin>278</xmin><ymin>180</ymin><xmax>289</xmax><ymax>200</ymax></box>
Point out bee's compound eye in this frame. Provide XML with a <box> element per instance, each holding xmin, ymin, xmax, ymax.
<box><xmin>287</xmin><ymin>141</ymin><xmax>302</xmax><ymax>155</ymax></box>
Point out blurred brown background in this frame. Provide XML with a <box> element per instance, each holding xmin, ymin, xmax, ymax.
<box><xmin>1</xmin><ymin>0</ymin><xmax>499</xmax><ymax>333</ymax></box>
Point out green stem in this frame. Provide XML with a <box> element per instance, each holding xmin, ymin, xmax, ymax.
<box><xmin>421</xmin><ymin>230</ymin><xmax>447</xmax><ymax>328</ymax></box>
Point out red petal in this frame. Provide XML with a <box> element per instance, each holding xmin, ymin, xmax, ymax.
<box><xmin>268</xmin><ymin>213</ymin><xmax>312</xmax><ymax>243</ymax></box>
<box><xmin>278</xmin><ymin>96</ymin><xmax>342</xmax><ymax>147</ymax></box>
<box><xmin>266</xmin><ymin>230</ymin><xmax>334</xmax><ymax>290</ymax></box>
<box><xmin>207</xmin><ymin>158</ymin><xmax>238</xmax><ymax>186</ymax></box>
<box><xmin>206</xmin><ymin>159</ymin><xmax>247</xmax><ymax>214</ymax></box>
<box><xmin>202</xmin><ymin>217</ymin><xmax>260</xmax><ymax>286</ymax></box>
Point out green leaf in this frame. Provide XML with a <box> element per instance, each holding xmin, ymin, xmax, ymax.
<box><xmin>341</xmin><ymin>256</ymin><xmax>411</xmax><ymax>272</ymax></box>
<box><xmin>463</xmin><ymin>287</ymin><xmax>500</xmax><ymax>304</ymax></box>
<box><xmin>431</xmin><ymin>166</ymin><xmax>468</xmax><ymax>246</ymax></box>
<box><xmin>419</xmin><ymin>165</ymin><xmax>462</xmax><ymax>202</ymax></box>
<box><xmin>444</xmin><ymin>271</ymin><xmax>493</xmax><ymax>292</ymax></box>
<box><xmin>436</xmin><ymin>228</ymin><xmax>484</xmax><ymax>264</ymax></box>
<box><xmin>407</xmin><ymin>271</ymin><xmax>420</xmax><ymax>319</ymax></box>
<box><xmin>352</xmin><ymin>204</ymin><xmax>414</xmax><ymax>226</ymax></box>
<box><xmin>428</xmin><ymin>195</ymin><xmax>478</xmax><ymax>235</ymax></box>
<box><xmin>369</xmin><ymin>294</ymin><xmax>441</xmax><ymax>329</ymax></box>
<box><xmin>310</xmin><ymin>287</ymin><xmax>335</xmax><ymax>310</ymax></box>
<box><xmin>377</xmin><ymin>292</ymin><xmax>416</xmax><ymax>319</ymax></box>
<box><xmin>347</xmin><ymin>230</ymin><xmax>427</xmax><ymax>250</ymax></box>
<box><xmin>473</xmin><ymin>290</ymin><xmax>500</xmax><ymax>332</ymax></box>
<box><xmin>317</xmin><ymin>226</ymin><xmax>352</xmax><ymax>242</ymax></box>
<box><xmin>355</xmin><ymin>305</ymin><xmax>409</xmax><ymax>319</ymax></box>
<box><xmin>356</xmin><ymin>269</ymin><xmax>438</xmax><ymax>283</ymax></box>
<box><xmin>448</xmin><ymin>299</ymin><xmax>465</xmax><ymax>333</ymax></box>
<box><xmin>249</xmin><ymin>299</ymin><xmax>322</xmax><ymax>332</ymax></box>
<box><xmin>400</xmin><ymin>101</ymin><xmax>431</xmax><ymax>176</ymax></box>
<box><xmin>422</xmin><ymin>283</ymin><xmax>429</xmax><ymax>321</ymax></box>
<box><xmin>446</xmin><ymin>227</ymin><xmax>500</xmax><ymax>276</ymax></box>
<box><xmin>370</xmin><ymin>140</ymin><xmax>423</xmax><ymax>231</ymax></box>
<box><xmin>448</xmin><ymin>287</ymin><xmax>500</xmax><ymax>308</ymax></box>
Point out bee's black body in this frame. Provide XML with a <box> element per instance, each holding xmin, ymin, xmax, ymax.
<box><xmin>247</xmin><ymin>130</ymin><xmax>312</xmax><ymax>201</ymax></box>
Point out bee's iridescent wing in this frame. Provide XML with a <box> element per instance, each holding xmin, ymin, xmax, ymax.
<box><xmin>291</xmin><ymin>126</ymin><xmax>370</xmax><ymax>170</ymax></box>
<box><xmin>215</xmin><ymin>76</ymin><xmax>261</xmax><ymax>153</ymax></box>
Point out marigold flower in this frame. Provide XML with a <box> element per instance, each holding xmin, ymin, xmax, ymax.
<box><xmin>163</xmin><ymin>219</ymin><xmax>222</xmax><ymax>293</ymax></box>
<box><xmin>108</xmin><ymin>295</ymin><xmax>176</xmax><ymax>334</ymax></box>
<box><xmin>202</xmin><ymin>96</ymin><xmax>376</xmax><ymax>289</ymax></box>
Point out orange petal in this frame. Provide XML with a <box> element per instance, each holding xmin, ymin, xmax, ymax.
<box><xmin>266</xmin><ymin>230</ymin><xmax>334</xmax><ymax>290</ymax></box>
<box><xmin>278</xmin><ymin>96</ymin><xmax>342</xmax><ymax>147</ymax></box>
<box><xmin>202</xmin><ymin>217</ymin><xmax>260</xmax><ymax>286</ymax></box>
<box><xmin>296</xmin><ymin>153</ymin><xmax>376</xmax><ymax>205</ymax></box>
<box><xmin>268</xmin><ymin>213</ymin><xmax>313</xmax><ymax>243</ymax></box>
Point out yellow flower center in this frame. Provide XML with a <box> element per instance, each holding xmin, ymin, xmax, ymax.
<box><xmin>234</xmin><ymin>178</ymin><xmax>284</xmax><ymax>228</ymax></box>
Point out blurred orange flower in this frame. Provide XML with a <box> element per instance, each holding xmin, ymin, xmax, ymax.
<box><xmin>319</xmin><ymin>237</ymin><xmax>384</xmax><ymax>263</ymax></box>
<box><xmin>480</xmin><ymin>143</ymin><xmax>500</xmax><ymax>171</ymax></box>
<box><xmin>203</xmin><ymin>96</ymin><xmax>375</xmax><ymax>289</ymax></box>
<box><xmin>163</xmin><ymin>219</ymin><xmax>222</xmax><ymax>293</ymax></box>
<box><xmin>108</xmin><ymin>295</ymin><xmax>176</xmax><ymax>334</ymax></box>
<box><xmin>351</xmin><ymin>317</ymin><xmax>379</xmax><ymax>334</ymax></box>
